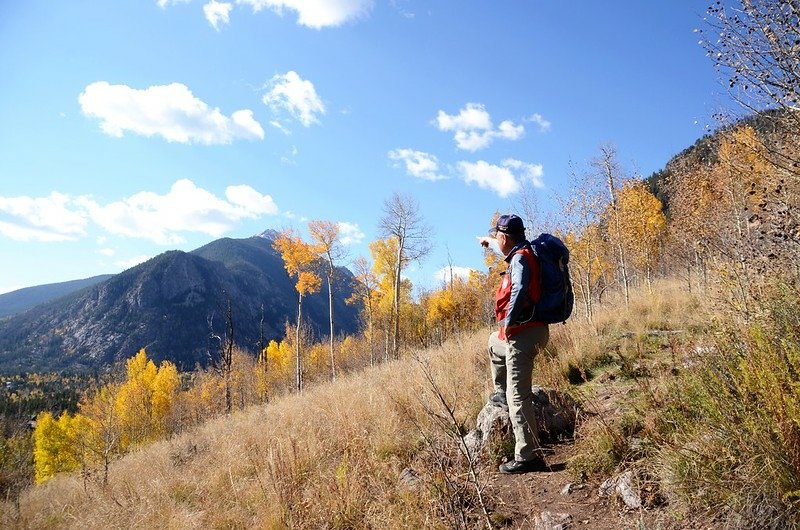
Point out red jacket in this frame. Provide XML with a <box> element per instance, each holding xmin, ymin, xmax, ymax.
<box><xmin>495</xmin><ymin>242</ymin><xmax>545</xmax><ymax>337</ymax></box>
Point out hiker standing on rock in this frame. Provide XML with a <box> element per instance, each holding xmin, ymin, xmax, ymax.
<box><xmin>479</xmin><ymin>214</ymin><xmax>550</xmax><ymax>474</ymax></box>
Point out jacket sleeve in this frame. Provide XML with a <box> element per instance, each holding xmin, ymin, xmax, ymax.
<box><xmin>503</xmin><ymin>252</ymin><xmax>530</xmax><ymax>328</ymax></box>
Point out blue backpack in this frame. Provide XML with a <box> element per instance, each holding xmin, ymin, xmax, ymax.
<box><xmin>529</xmin><ymin>233</ymin><xmax>574</xmax><ymax>324</ymax></box>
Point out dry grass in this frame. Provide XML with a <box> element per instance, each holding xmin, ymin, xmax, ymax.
<box><xmin>542</xmin><ymin>278</ymin><xmax>711</xmax><ymax>386</ymax></box>
<box><xmin>0</xmin><ymin>278</ymin><xmax>723</xmax><ymax>529</ymax></box>
<box><xmin>5</xmin><ymin>332</ymin><xmax>494</xmax><ymax>530</ymax></box>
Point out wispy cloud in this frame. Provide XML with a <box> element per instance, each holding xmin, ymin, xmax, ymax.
<box><xmin>388</xmin><ymin>148</ymin><xmax>447</xmax><ymax>181</ymax></box>
<box><xmin>457</xmin><ymin>159</ymin><xmax>544</xmax><ymax>197</ymax></box>
<box><xmin>79</xmin><ymin>81</ymin><xmax>264</xmax><ymax>144</ymax></box>
<box><xmin>435</xmin><ymin>103</ymin><xmax>524</xmax><ymax>151</ymax></box>
<box><xmin>434</xmin><ymin>266</ymin><xmax>474</xmax><ymax>284</ymax></box>
<box><xmin>0</xmin><ymin>192</ymin><xmax>88</xmax><ymax>242</ymax></box>
<box><xmin>156</xmin><ymin>0</ymin><xmax>190</xmax><ymax>8</ymax></box>
<box><xmin>527</xmin><ymin>113</ymin><xmax>551</xmax><ymax>132</ymax></box>
<box><xmin>238</xmin><ymin>0</ymin><xmax>373</xmax><ymax>29</ymax></box>
<box><xmin>203</xmin><ymin>1</ymin><xmax>233</xmax><ymax>30</ymax></box>
<box><xmin>337</xmin><ymin>221</ymin><xmax>364</xmax><ymax>245</ymax></box>
<box><xmin>263</xmin><ymin>71</ymin><xmax>325</xmax><ymax>127</ymax></box>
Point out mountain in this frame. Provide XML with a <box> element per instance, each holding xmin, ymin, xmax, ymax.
<box><xmin>646</xmin><ymin>108</ymin><xmax>799</xmax><ymax>213</ymax></box>
<box><xmin>0</xmin><ymin>234</ymin><xmax>361</xmax><ymax>374</ymax></box>
<box><xmin>0</xmin><ymin>275</ymin><xmax>114</xmax><ymax>319</ymax></box>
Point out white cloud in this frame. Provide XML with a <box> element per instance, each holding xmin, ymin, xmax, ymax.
<box><xmin>263</xmin><ymin>71</ymin><xmax>325</xmax><ymax>127</ymax></box>
<box><xmin>388</xmin><ymin>148</ymin><xmax>447</xmax><ymax>181</ymax></box>
<box><xmin>280</xmin><ymin>145</ymin><xmax>298</xmax><ymax>165</ymax></box>
<box><xmin>497</xmin><ymin>120</ymin><xmax>524</xmax><ymax>140</ymax></box>
<box><xmin>270</xmin><ymin>120</ymin><xmax>291</xmax><ymax>135</ymax></box>
<box><xmin>79</xmin><ymin>179</ymin><xmax>279</xmax><ymax>244</ymax></box>
<box><xmin>204</xmin><ymin>1</ymin><xmax>233</xmax><ymax>30</ymax></box>
<box><xmin>435</xmin><ymin>103</ymin><xmax>524</xmax><ymax>151</ymax></box>
<box><xmin>337</xmin><ymin>221</ymin><xmax>364</xmax><ymax>245</ymax></box>
<box><xmin>114</xmin><ymin>255</ymin><xmax>151</xmax><ymax>269</ymax></box>
<box><xmin>527</xmin><ymin>113</ymin><xmax>551</xmax><ymax>132</ymax></box>
<box><xmin>434</xmin><ymin>266</ymin><xmax>474</xmax><ymax>283</ymax></box>
<box><xmin>0</xmin><ymin>192</ymin><xmax>87</xmax><ymax>242</ymax></box>
<box><xmin>98</xmin><ymin>248</ymin><xmax>116</xmax><ymax>257</ymax></box>
<box><xmin>238</xmin><ymin>0</ymin><xmax>373</xmax><ymax>29</ymax></box>
<box><xmin>0</xmin><ymin>182</ymin><xmax>279</xmax><ymax>245</ymax></box>
<box><xmin>157</xmin><ymin>0</ymin><xmax>190</xmax><ymax>8</ymax></box>
<box><xmin>79</xmin><ymin>81</ymin><xmax>265</xmax><ymax>144</ymax></box>
<box><xmin>436</xmin><ymin>103</ymin><xmax>492</xmax><ymax>131</ymax></box>
<box><xmin>225</xmin><ymin>184</ymin><xmax>279</xmax><ymax>215</ymax></box>
<box><xmin>457</xmin><ymin>159</ymin><xmax>544</xmax><ymax>197</ymax></box>
<box><xmin>503</xmin><ymin>158</ymin><xmax>544</xmax><ymax>188</ymax></box>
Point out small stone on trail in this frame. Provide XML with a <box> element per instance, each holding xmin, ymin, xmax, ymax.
<box><xmin>534</xmin><ymin>511</ymin><xmax>573</xmax><ymax>530</ymax></box>
<box><xmin>560</xmin><ymin>483</ymin><xmax>573</xmax><ymax>495</ymax></box>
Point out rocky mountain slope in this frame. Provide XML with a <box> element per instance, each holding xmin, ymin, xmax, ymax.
<box><xmin>0</xmin><ymin>232</ymin><xmax>360</xmax><ymax>374</ymax></box>
<box><xmin>0</xmin><ymin>275</ymin><xmax>114</xmax><ymax>319</ymax></box>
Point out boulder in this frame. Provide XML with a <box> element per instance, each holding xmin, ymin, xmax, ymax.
<box><xmin>598</xmin><ymin>470</ymin><xmax>642</xmax><ymax>509</ymax></box>
<box><xmin>464</xmin><ymin>387</ymin><xmax>578</xmax><ymax>457</ymax></box>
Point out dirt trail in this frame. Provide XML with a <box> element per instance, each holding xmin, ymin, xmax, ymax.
<box><xmin>484</xmin><ymin>442</ymin><xmax>665</xmax><ymax>529</ymax></box>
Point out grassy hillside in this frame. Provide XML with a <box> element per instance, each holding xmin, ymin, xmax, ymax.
<box><xmin>2</xmin><ymin>279</ymin><xmax>724</xmax><ymax>529</ymax></box>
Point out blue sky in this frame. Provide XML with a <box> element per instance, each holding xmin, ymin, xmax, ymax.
<box><xmin>0</xmin><ymin>1</ymin><xmax>733</xmax><ymax>295</ymax></box>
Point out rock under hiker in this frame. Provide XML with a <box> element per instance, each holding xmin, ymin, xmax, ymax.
<box><xmin>480</xmin><ymin>214</ymin><xmax>550</xmax><ymax>474</ymax></box>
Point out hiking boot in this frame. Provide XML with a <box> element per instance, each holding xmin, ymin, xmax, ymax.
<box><xmin>489</xmin><ymin>391</ymin><xmax>507</xmax><ymax>407</ymax></box>
<box><xmin>498</xmin><ymin>457</ymin><xmax>549</xmax><ymax>474</ymax></box>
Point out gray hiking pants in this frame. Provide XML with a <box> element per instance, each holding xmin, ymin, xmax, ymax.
<box><xmin>488</xmin><ymin>325</ymin><xmax>550</xmax><ymax>462</ymax></box>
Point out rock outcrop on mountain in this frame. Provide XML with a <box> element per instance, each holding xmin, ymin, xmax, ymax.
<box><xmin>0</xmin><ymin>233</ymin><xmax>360</xmax><ymax>374</ymax></box>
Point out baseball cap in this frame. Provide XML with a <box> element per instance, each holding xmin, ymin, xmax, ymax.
<box><xmin>489</xmin><ymin>214</ymin><xmax>525</xmax><ymax>236</ymax></box>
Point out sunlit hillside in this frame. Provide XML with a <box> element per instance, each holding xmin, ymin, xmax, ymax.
<box><xmin>2</xmin><ymin>279</ymin><xmax>719</xmax><ymax>529</ymax></box>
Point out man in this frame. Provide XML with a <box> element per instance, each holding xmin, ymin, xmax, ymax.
<box><xmin>479</xmin><ymin>214</ymin><xmax>549</xmax><ymax>474</ymax></box>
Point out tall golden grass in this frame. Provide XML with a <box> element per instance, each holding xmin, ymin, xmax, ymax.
<box><xmin>5</xmin><ymin>331</ymin><xmax>493</xmax><ymax>529</ymax></box>
<box><xmin>7</xmin><ymin>278</ymin><xmax>761</xmax><ymax>529</ymax></box>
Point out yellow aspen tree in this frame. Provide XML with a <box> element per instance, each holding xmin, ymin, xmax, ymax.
<box><xmin>338</xmin><ymin>335</ymin><xmax>357</xmax><ymax>370</ymax></box>
<box><xmin>151</xmin><ymin>360</ymin><xmax>180</xmax><ymax>434</ymax></box>
<box><xmin>467</xmin><ymin>269</ymin><xmax>494</xmax><ymax>327</ymax></box>
<box><xmin>425</xmin><ymin>288</ymin><xmax>456</xmax><ymax>345</ymax></box>
<box><xmin>273</xmin><ymin>231</ymin><xmax>321</xmax><ymax>393</ymax></box>
<box><xmin>378</xmin><ymin>193</ymin><xmax>431</xmax><ymax>359</ymax></box>
<box><xmin>592</xmin><ymin>144</ymin><xmax>631</xmax><ymax>305</ymax></box>
<box><xmin>32</xmin><ymin>411</ymin><xmax>90</xmax><ymax>484</ymax></box>
<box><xmin>348</xmin><ymin>256</ymin><xmax>379</xmax><ymax>366</ymax></box>
<box><xmin>308</xmin><ymin>219</ymin><xmax>344</xmax><ymax>381</ymax></box>
<box><xmin>565</xmin><ymin>224</ymin><xmax>611</xmax><ymax>321</ymax></box>
<box><xmin>115</xmin><ymin>349</ymin><xmax>157</xmax><ymax>449</ymax></box>
<box><xmin>115</xmin><ymin>349</ymin><xmax>179</xmax><ymax>447</ymax></box>
<box><xmin>78</xmin><ymin>384</ymin><xmax>121</xmax><ymax>485</ymax></box>
<box><xmin>614</xmin><ymin>181</ymin><xmax>667</xmax><ymax>292</ymax></box>
<box><xmin>369</xmin><ymin>238</ymin><xmax>401</xmax><ymax>361</ymax></box>
<box><xmin>256</xmin><ymin>343</ymin><xmax>271</xmax><ymax>402</ymax></box>
<box><xmin>558</xmin><ymin>168</ymin><xmax>607</xmax><ymax>319</ymax></box>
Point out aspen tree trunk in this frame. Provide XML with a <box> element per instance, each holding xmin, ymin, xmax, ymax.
<box><xmin>296</xmin><ymin>294</ymin><xmax>303</xmax><ymax>393</ymax></box>
<box><xmin>392</xmin><ymin>240</ymin><xmax>403</xmax><ymax>360</ymax></box>
<box><xmin>368</xmin><ymin>305</ymin><xmax>375</xmax><ymax>366</ymax></box>
<box><xmin>326</xmin><ymin>269</ymin><xmax>336</xmax><ymax>380</ymax></box>
<box><xmin>582</xmin><ymin>243</ymin><xmax>594</xmax><ymax>321</ymax></box>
